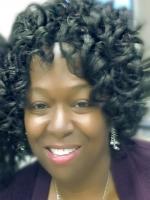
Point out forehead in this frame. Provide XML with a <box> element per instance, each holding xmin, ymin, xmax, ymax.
<box><xmin>29</xmin><ymin>43</ymin><xmax>89</xmax><ymax>89</ymax></box>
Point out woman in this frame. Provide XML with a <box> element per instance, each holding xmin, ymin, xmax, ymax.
<box><xmin>0</xmin><ymin>0</ymin><xmax>150</xmax><ymax>199</ymax></box>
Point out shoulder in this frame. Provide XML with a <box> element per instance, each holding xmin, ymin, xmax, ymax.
<box><xmin>129</xmin><ymin>139</ymin><xmax>150</xmax><ymax>163</ymax></box>
<box><xmin>114</xmin><ymin>139</ymin><xmax>150</xmax><ymax>164</ymax></box>
<box><xmin>128</xmin><ymin>139</ymin><xmax>150</xmax><ymax>183</ymax></box>
<box><xmin>0</xmin><ymin>162</ymin><xmax>39</xmax><ymax>200</ymax></box>
<box><xmin>133</xmin><ymin>138</ymin><xmax>150</xmax><ymax>150</ymax></box>
<box><xmin>112</xmin><ymin>139</ymin><xmax>150</xmax><ymax>200</ymax></box>
<box><xmin>114</xmin><ymin>138</ymin><xmax>150</xmax><ymax>174</ymax></box>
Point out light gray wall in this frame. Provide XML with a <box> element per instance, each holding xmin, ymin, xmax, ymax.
<box><xmin>134</xmin><ymin>0</ymin><xmax>150</xmax><ymax>58</ymax></box>
<box><xmin>133</xmin><ymin>0</ymin><xmax>150</xmax><ymax>141</ymax></box>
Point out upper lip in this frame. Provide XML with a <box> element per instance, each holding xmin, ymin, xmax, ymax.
<box><xmin>45</xmin><ymin>144</ymin><xmax>81</xmax><ymax>149</ymax></box>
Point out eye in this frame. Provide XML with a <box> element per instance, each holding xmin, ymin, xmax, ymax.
<box><xmin>27</xmin><ymin>101</ymin><xmax>49</xmax><ymax>114</ymax></box>
<box><xmin>31</xmin><ymin>102</ymin><xmax>48</xmax><ymax>110</ymax></box>
<box><xmin>73</xmin><ymin>100</ymin><xmax>91</xmax><ymax>108</ymax></box>
<box><xmin>71</xmin><ymin>99</ymin><xmax>95</xmax><ymax>114</ymax></box>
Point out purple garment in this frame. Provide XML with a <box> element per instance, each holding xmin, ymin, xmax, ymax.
<box><xmin>0</xmin><ymin>139</ymin><xmax>150</xmax><ymax>200</ymax></box>
<box><xmin>111</xmin><ymin>139</ymin><xmax>150</xmax><ymax>200</ymax></box>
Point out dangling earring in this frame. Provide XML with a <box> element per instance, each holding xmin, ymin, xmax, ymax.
<box><xmin>110</xmin><ymin>127</ymin><xmax>120</xmax><ymax>151</ymax></box>
<box><xmin>17</xmin><ymin>143</ymin><xmax>25</xmax><ymax>152</ymax></box>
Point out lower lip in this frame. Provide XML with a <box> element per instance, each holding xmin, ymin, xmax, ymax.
<box><xmin>46</xmin><ymin>148</ymin><xmax>81</xmax><ymax>165</ymax></box>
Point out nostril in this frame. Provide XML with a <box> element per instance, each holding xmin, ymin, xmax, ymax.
<box><xmin>46</xmin><ymin>121</ymin><xmax>74</xmax><ymax>138</ymax></box>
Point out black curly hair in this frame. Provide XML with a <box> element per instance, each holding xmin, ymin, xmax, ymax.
<box><xmin>0</xmin><ymin>35</ymin><xmax>8</xmax><ymax>62</ymax></box>
<box><xmin>0</xmin><ymin>0</ymin><xmax>150</xmax><ymax>188</ymax></box>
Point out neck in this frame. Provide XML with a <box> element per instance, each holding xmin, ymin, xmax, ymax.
<box><xmin>53</xmin><ymin>154</ymin><xmax>110</xmax><ymax>200</ymax></box>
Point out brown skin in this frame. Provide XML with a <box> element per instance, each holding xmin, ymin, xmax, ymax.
<box><xmin>48</xmin><ymin>174</ymin><xmax>119</xmax><ymax>200</ymax></box>
<box><xmin>24</xmin><ymin>44</ymin><xmax>116</xmax><ymax>199</ymax></box>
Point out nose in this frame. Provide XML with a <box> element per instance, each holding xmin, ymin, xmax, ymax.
<box><xmin>47</xmin><ymin>105</ymin><xmax>74</xmax><ymax>138</ymax></box>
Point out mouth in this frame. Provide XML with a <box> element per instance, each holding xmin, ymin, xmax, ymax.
<box><xmin>49</xmin><ymin>148</ymin><xmax>78</xmax><ymax>156</ymax></box>
<box><xmin>45</xmin><ymin>145</ymin><xmax>81</xmax><ymax>165</ymax></box>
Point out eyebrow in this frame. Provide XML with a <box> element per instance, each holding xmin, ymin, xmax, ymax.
<box><xmin>29</xmin><ymin>83</ymin><xmax>91</xmax><ymax>93</ymax></box>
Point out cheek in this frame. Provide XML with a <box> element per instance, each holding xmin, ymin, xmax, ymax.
<box><xmin>24</xmin><ymin>112</ymin><xmax>48</xmax><ymax>139</ymax></box>
<box><xmin>74</xmin><ymin>111</ymin><xmax>108</xmax><ymax>139</ymax></box>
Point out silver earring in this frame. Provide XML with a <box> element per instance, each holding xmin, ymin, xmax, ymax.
<box><xmin>110</xmin><ymin>127</ymin><xmax>120</xmax><ymax>151</ymax></box>
<box><xmin>17</xmin><ymin>143</ymin><xmax>25</xmax><ymax>151</ymax></box>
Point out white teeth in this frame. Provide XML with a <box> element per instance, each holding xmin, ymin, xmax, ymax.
<box><xmin>50</xmin><ymin>148</ymin><xmax>76</xmax><ymax>156</ymax></box>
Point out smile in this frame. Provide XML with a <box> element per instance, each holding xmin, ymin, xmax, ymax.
<box><xmin>50</xmin><ymin>148</ymin><xmax>77</xmax><ymax>156</ymax></box>
<box><xmin>46</xmin><ymin>145</ymin><xmax>81</xmax><ymax>165</ymax></box>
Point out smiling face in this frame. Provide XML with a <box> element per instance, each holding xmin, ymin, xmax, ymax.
<box><xmin>24</xmin><ymin>44</ymin><xmax>110</xmax><ymax>184</ymax></box>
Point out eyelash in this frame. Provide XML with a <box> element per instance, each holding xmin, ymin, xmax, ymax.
<box><xmin>72</xmin><ymin>100</ymin><xmax>91</xmax><ymax>108</ymax></box>
<box><xmin>26</xmin><ymin>99</ymin><xmax>93</xmax><ymax>115</ymax></box>
<box><xmin>29</xmin><ymin>102</ymin><xmax>49</xmax><ymax>110</ymax></box>
<box><xmin>29</xmin><ymin>100</ymin><xmax>90</xmax><ymax>108</ymax></box>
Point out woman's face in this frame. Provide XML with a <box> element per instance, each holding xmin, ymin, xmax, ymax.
<box><xmin>24</xmin><ymin>44</ymin><xmax>110</xmax><ymax>183</ymax></box>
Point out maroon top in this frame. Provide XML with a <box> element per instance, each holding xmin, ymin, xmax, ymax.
<box><xmin>0</xmin><ymin>139</ymin><xmax>150</xmax><ymax>200</ymax></box>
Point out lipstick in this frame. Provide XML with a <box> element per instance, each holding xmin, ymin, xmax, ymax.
<box><xmin>46</xmin><ymin>146</ymin><xmax>81</xmax><ymax>165</ymax></box>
